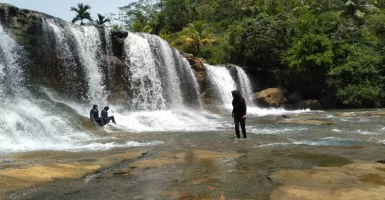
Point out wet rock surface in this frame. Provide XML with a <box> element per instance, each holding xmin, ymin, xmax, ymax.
<box><xmin>2</xmin><ymin>133</ymin><xmax>385</xmax><ymax>199</ymax></box>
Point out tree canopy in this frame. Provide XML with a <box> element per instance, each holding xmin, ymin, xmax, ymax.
<box><xmin>117</xmin><ymin>0</ymin><xmax>385</xmax><ymax>108</ymax></box>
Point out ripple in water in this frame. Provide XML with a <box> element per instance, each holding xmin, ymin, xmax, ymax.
<box><xmin>293</xmin><ymin>137</ymin><xmax>359</xmax><ymax>146</ymax></box>
<box><xmin>250</xmin><ymin>127</ymin><xmax>308</xmax><ymax>135</ymax></box>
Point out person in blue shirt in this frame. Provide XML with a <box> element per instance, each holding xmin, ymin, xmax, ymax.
<box><xmin>101</xmin><ymin>106</ymin><xmax>116</xmax><ymax>125</ymax></box>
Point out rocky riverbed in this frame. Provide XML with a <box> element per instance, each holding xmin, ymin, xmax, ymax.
<box><xmin>2</xmin><ymin>110</ymin><xmax>385</xmax><ymax>200</ymax></box>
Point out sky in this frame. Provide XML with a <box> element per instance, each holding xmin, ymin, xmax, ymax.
<box><xmin>2</xmin><ymin>0</ymin><xmax>134</xmax><ymax>23</ymax></box>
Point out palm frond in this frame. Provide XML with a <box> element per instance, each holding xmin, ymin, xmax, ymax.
<box><xmin>70</xmin><ymin>7</ymin><xmax>79</xmax><ymax>12</ymax></box>
<box><xmin>84</xmin><ymin>4</ymin><xmax>91</xmax><ymax>10</ymax></box>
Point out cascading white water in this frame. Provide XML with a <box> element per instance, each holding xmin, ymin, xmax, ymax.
<box><xmin>0</xmin><ymin>24</ymin><xmax>86</xmax><ymax>152</ymax></box>
<box><xmin>104</xmin><ymin>27</ymin><xmax>113</xmax><ymax>58</ymax></box>
<box><xmin>69</xmin><ymin>25</ymin><xmax>107</xmax><ymax>106</ymax></box>
<box><xmin>173</xmin><ymin>48</ymin><xmax>202</xmax><ymax>107</ymax></box>
<box><xmin>155</xmin><ymin>36</ymin><xmax>183</xmax><ymax>106</ymax></box>
<box><xmin>0</xmin><ymin>24</ymin><xmax>23</xmax><ymax>98</ymax></box>
<box><xmin>204</xmin><ymin>64</ymin><xmax>236</xmax><ymax>106</ymax></box>
<box><xmin>103</xmin><ymin>26</ymin><xmax>115</xmax><ymax>87</ymax></box>
<box><xmin>0</xmin><ymin>23</ymin><xmax>164</xmax><ymax>153</ymax></box>
<box><xmin>234</xmin><ymin>65</ymin><xmax>254</xmax><ymax>103</ymax></box>
<box><xmin>47</xmin><ymin>19</ymin><xmax>79</xmax><ymax>85</ymax></box>
<box><xmin>124</xmin><ymin>32</ymin><xmax>166</xmax><ymax>110</ymax></box>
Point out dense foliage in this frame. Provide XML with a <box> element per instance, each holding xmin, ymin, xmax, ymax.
<box><xmin>118</xmin><ymin>0</ymin><xmax>385</xmax><ymax>108</ymax></box>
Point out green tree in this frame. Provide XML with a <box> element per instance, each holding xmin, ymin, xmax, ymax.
<box><xmin>95</xmin><ymin>14</ymin><xmax>111</xmax><ymax>25</ymax></box>
<box><xmin>229</xmin><ymin>14</ymin><xmax>292</xmax><ymax>67</ymax></box>
<box><xmin>162</xmin><ymin>0</ymin><xmax>193</xmax><ymax>31</ymax></box>
<box><xmin>173</xmin><ymin>22</ymin><xmax>215</xmax><ymax>55</ymax></box>
<box><xmin>327</xmin><ymin>44</ymin><xmax>384</xmax><ymax>107</ymax></box>
<box><xmin>70</xmin><ymin>3</ymin><xmax>93</xmax><ymax>25</ymax></box>
<box><xmin>119</xmin><ymin>0</ymin><xmax>160</xmax><ymax>32</ymax></box>
<box><xmin>285</xmin><ymin>34</ymin><xmax>334</xmax><ymax>72</ymax></box>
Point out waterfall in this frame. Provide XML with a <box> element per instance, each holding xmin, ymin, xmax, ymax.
<box><xmin>204</xmin><ymin>64</ymin><xmax>236</xmax><ymax>105</ymax></box>
<box><xmin>0</xmin><ymin>24</ymin><xmax>24</xmax><ymax>98</ymax></box>
<box><xmin>69</xmin><ymin>25</ymin><xmax>107</xmax><ymax>106</ymax></box>
<box><xmin>124</xmin><ymin>32</ymin><xmax>166</xmax><ymax>110</ymax></box>
<box><xmin>103</xmin><ymin>26</ymin><xmax>115</xmax><ymax>89</ymax></box>
<box><xmin>234</xmin><ymin>65</ymin><xmax>254</xmax><ymax>103</ymax></box>
<box><xmin>153</xmin><ymin>36</ymin><xmax>183</xmax><ymax>105</ymax></box>
<box><xmin>0</xmin><ymin>24</ymin><xmax>88</xmax><ymax>153</ymax></box>
<box><xmin>0</xmin><ymin>23</ymin><xmax>162</xmax><ymax>153</ymax></box>
<box><xmin>46</xmin><ymin>19</ymin><xmax>84</xmax><ymax>97</ymax></box>
<box><xmin>123</xmin><ymin>33</ymin><xmax>202</xmax><ymax>110</ymax></box>
<box><xmin>173</xmin><ymin>48</ymin><xmax>202</xmax><ymax>107</ymax></box>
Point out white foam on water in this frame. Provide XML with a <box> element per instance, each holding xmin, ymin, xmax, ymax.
<box><xmin>357</xmin><ymin>130</ymin><xmax>378</xmax><ymax>135</ymax></box>
<box><xmin>293</xmin><ymin>137</ymin><xmax>356</xmax><ymax>146</ymax></box>
<box><xmin>258</xmin><ymin>142</ymin><xmax>291</xmax><ymax>147</ymax></box>
<box><xmin>0</xmin><ymin>97</ymin><xmax>166</xmax><ymax>153</ymax></box>
<box><xmin>44</xmin><ymin>88</ymin><xmax>228</xmax><ymax>133</ymax></box>
<box><xmin>332</xmin><ymin>129</ymin><xmax>342</xmax><ymax>132</ymax></box>
<box><xmin>250</xmin><ymin>127</ymin><xmax>308</xmax><ymax>135</ymax></box>
<box><xmin>112</xmin><ymin>107</ymin><xmax>226</xmax><ymax>132</ymax></box>
<box><xmin>247</xmin><ymin>107</ymin><xmax>312</xmax><ymax>116</ymax></box>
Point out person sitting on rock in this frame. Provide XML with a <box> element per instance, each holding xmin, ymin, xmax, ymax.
<box><xmin>90</xmin><ymin>104</ymin><xmax>103</xmax><ymax>126</ymax></box>
<box><xmin>101</xmin><ymin>106</ymin><xmax>116</xmax><ymax>125</ymax></box>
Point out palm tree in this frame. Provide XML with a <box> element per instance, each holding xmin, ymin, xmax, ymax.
<box><xmin>95</xmin><ymin>14</ymin><xmax>111</xmax><ymax>25</ymax></box>
<box><xmin>174</xmin><ymin>22</ymin><xmax>215</xmax><ymax>55</ymax></box>
<box><xmin>70</xmin><ymin>3</ymin><xmax>93</xmax><ymax>25</ymax></box>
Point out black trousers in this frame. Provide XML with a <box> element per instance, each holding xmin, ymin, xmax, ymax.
<box><xmin>234</xmin><ymin>117</ymin><xmax>246</xmax><ymax>139</ymax></box>
<box><xmin>102</xmin><ymin>116</ymin><xmax>116</xmax><ymax>125</ymax></box>
<box><xmin>94</xmin><ymin>118</ymin><xmax>104</xmax><ymax>126</ymax></box>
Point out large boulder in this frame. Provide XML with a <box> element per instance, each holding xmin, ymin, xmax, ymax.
<box><xmin>255</xmin><ymin>88</ymin><xmax>285</xmax><ymax>107</ymax></box>
<box><xmin>183</xmin><ymin>53</ymin><xmax>206</xmax><ymax>72</ymax></box>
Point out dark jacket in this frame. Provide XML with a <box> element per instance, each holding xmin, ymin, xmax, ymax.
<box><xmin>90</xmin><ymin>108</ymin><xmax>99</xmax><ymax>121</ymax></box>
<box><xmin>232</xmin><ymin>90</ymin><xmax>247</xmax><ymax>118</ymax></box>
<box><xmin>101</xmin><ymin>109</ymin><xmax>108</xmax><ymax>120</ymax></box>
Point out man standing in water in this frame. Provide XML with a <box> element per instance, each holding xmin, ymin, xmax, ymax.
<box><xmin>101</xmin><ymin>106</ymin><xmax>116</xmax><ymax>125</ymax></box>
<box><xmin>232</xmin><ymin>90</ymin><xmax>247</xmax><ymax>139</ymax></box>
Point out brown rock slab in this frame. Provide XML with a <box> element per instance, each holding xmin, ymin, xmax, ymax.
<box><xmin>0</xmin><ymin>151</ymin><xmax>146</xmax><ymax>196</ymax></box>
<box><xmin>270</xmin><ymin>161</ymin><xmax>385</xmax><ymax>200</ymax></box>
<box><xmin>0</xmin><ymin>163</ymin><xmax>101</xmax><ymax>196</ymax></box>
